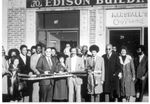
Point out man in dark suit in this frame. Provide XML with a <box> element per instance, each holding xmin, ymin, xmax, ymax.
<box><xmin>134</xmin><ymin>45</ymin><xmax>148</xmax><ymax>102</ymax></box>
<box><xmin>102</xmin><ymin>44</ymin><xmax>122</xmax><ymax>102</ymax></box>
<box><xmin>36</xmin><ymin>47</ymin><xmax>58</xmax><ymax>102</ymax></box>
<box><xmin>19</xmin><ymin>45</ymin><xmax>33</xmax><ymax>102</ymax></box>
<box><xmin>81</xmin><ymin>45</ymin><xmax>91</xmax><ymax>102</ymax></box>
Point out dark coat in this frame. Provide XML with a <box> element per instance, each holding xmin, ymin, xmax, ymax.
<box><xmin>18</xmin><ymin>55</ymin><xmax>32</xmax><ymax>97</ymax></box>
<box><xmin>53</xmin><ymin>63</ymin><xmax>68</xmax><ymax>100</ymax></box>
<box><xmin>102</xmin><ymin>53</ymin><xmax>122</xmax><ymax>97</ymax></box>
<box><xmin>36</xmin><ymin>55</ymin><xmax>58</xmax><ymax>86</ymax></box>
<box><xmin>18</xmin><ymin>55</ymin><xmax>31</xmax><ymax>74</ymax></box>
<box><xmin>134</xmin><ymin>55</ymin><xmax>148</xmax><ymax>79</ymax></box>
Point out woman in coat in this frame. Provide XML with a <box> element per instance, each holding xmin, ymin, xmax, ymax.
<box><xmin>119</xmin><ymin>46</ymin><xmax>135</xmax><ymax>102</ymax></box>
<box><xmin>53</xmin><ymin>54</ymin><xmax>68</xmax><ymax>101</ymax></box>
<box><xmin>87</xmin><ymin>45</ymin><xmax>105</xmax><ymax>102</ymax></box>
<box><xmin>8</xmin><ymin>56</ymin><xmax>22</xmax><ymax>101</ymax></box>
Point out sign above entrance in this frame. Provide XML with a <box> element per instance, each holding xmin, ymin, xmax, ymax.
<box><xmin>26</xmin><ymin>0</ymin><xmax>147</xmax><ymax>8</ymax></box>
<box><xmin>106</xmin><ymin>9</ymin><xmax>148</xmax><ymax>27</ymax></box>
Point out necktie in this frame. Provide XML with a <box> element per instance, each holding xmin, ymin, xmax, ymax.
<box><xmin>107</xmin><ymin>54</ymin><xmax>110</xmax><ymax>59</ymax></box>
<box><xmin>48</xmin><ymin>57</ymin><xmax>52</xmax><ymax>69</ymax></box>
<box><xmin>83</xmin><ymin>56</ymin><xmax>86</xmax><ymax>68</ymax></box>
<box><xmin>92</xmin><ymin>57</ymin><xmax>96</xmax><ymax>70</ymax></box>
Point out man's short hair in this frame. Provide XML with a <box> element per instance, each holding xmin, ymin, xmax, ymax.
<box><xmin>45</xmin><ymin>47</ymin><xmax>51</xmax><ymax>51</ymax></box>
<box><xmin>137</xmin><ymin>45</ymin><xmax>145</xmax><ymax>52</ymax></box>
<box><xmin>20</xmin><ymin>45</ymin><xmax>27</xmax><ymax>51</ymax></box>
<box><xmin>36</xmin><ymin>44</ymin><xmax>42</xmax><ymax>49</ymax></box>
<box><xmin>70</xmin><ymin>47</ymin><xmax>78</xmax><ymax>52</ymax></box>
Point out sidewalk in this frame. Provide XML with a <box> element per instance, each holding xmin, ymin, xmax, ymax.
<box><xmin>143</xmin><ymin>95</ymin><xmax>149</xmax><ymax>102</ymax></box>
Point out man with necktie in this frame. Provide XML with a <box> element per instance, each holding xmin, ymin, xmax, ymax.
<box><xmin>36</xmin><ymin>47</ymin><xmax>58</xmax><ymax>102</ymax></box>
<box><xmin>102</xmin><ymin>44</ymin><xmax>122</xmax><ymax>102</ymax></box>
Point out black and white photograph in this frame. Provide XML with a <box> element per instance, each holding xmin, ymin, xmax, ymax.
<box><xmin>1</xmin><ymin>0</ymin><xmax>149</xmax><ymax>102</ymax></box>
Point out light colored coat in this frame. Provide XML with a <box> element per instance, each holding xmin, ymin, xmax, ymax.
<box><xmin>119</xmin><ymin>55</ymin><xmax>135</xmax><ymax>96</ymax></box>
<box><xmin>87</xmin><ymin>55</ymin><xmax>105</xmax><ymax>94</ymax></box>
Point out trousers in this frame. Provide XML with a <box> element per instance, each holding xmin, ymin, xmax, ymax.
<box><xmin>68</xmin><ymin>77</ymin><xmax>81</xmax><ymax>102</ymax></box>
<box><xmin>32</xmin><ymin>82</ymin><xmax>39</xmax><ymax>102</ymax></box>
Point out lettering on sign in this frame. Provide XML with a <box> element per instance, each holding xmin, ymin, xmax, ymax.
<box><xmin>30</xmin><ymin>0</ymin><xmax>43</xmax><ymax>7</ymax></box>
<box><xmin>106</xmin><ymin>9</ymin><xmax>148</xmax><ymax>27</ymax></box>
<box><xmin>26</xmin><ymin>0</ymin><xmax>147</xmax><ymax>8</ymax></box>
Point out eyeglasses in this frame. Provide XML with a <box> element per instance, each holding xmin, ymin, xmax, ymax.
<box><xmin>106</xmin><ymin>48</ymin><xmax>111</xmax><ymax>50</ymax></box>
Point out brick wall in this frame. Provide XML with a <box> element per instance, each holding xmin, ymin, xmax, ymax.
<box><xmin>89</xmin><ymin>9</ymin><xmax>96</xmax><ymax>45</ymax></box>
<box><xmin>7</xmin><ymin>8</ymin><xmax>26</xmax><ymax>50</ymax></box>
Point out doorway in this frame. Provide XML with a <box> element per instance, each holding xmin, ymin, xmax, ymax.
<box><xmin>46</xmin><ymin>30</ymin><xmax>79</xmax><ymax>52</ymax></box>
<box><xmin>108</xmin><ymin>28</ymin><xmax>141</xmax><ymax>57</ymax></box>
<box><xmin>36</xmin><ymin>10</ymin><xmax>80</xmax><ymax>52</ymax></box>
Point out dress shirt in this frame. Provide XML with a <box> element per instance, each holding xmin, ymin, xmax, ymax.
<box><xmin>46</xmin><ymin>56</ymin><xmax>53</xmax><ymax>69</ymax></box>
<box><xmin>107</xmin><ymin>52</ymin><xmax>112</xmax><ymax>59</ymax></box>
<box><xmin>139</xmin><ymin>54</ymin><xmax>144</xmax><ymax>63</ymax></box>
<box><xmin>71</xmin><ymin>55</ymin><xmax>77</xmax><ymax>72</ymax></box>
<box><xmin>20</xmin><ymin>54</ymin><xmax>26</xmax><ymax>64</ymax></box>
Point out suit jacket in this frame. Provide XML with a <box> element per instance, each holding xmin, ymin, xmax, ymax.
<box><xmin>66</xmin><ymin>55</ymin><xmax>84</xmax><ymax>85</ymax></box>
<box><xmin>18</xmin><ymin>55</ymin><xmax>31</xmax><ymax>74</ymax></box>
<box><xmin>18</xmin><ymin>55</ymin><xmax>32</xmax><ymax>96</ymax></box>
<box><xmin>134</xmin><ymin>55</ymin><xmax>148</xmax><ymax>79</ymax></box>
<box><xmin>102</xmin><ymin>52</ymin><xmax>122</xmax><ymax>95</ymax></box>
<box><xmin>87</xmin><ymin>55</ymin><xmax>105</xmax><ymax>94</ymax></box>
<box><xmin>36</xmin><ymin>55</ymin><xmax>58</xmax><ymax>86</ymax></box>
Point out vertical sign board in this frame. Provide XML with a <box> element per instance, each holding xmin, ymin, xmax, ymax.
<box><xmin>106</xmin><ymin>9</ymin><xmax>148</xmax><ymax>27</ymax></box>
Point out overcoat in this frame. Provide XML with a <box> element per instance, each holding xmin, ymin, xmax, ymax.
<box><xmin>102</xmin><ymin>53</ymin><xmax>122</xmax><ymax>97</ymax></box>
<box><xmin>87</xmin><ymin>55</ymin><xmax>105</xmax><ymax>94</ymax></box>
<box><xmin>119</xmin><ymin>55</ymin><xmax>135</xmax><ymax>96</ymax></box>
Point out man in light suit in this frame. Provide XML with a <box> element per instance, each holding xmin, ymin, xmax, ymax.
<box><xmin>36</xmin><ymin>47</ymin><xmax>58</xmax><ymax>102</ymax></box>
<box><xmin>30</xmin><ymin>44</ymin><xmax>42</xmax><ymax>102</ymax></box>
<box><xmin>66</xmin><ymin>47</ymin><xmax>85</xmax><ymax>102</ymax></box>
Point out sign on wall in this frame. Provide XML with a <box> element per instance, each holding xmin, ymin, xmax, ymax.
<box><xmin>26</xmin><ymin>0</ymin><xmax>147</xmax><ymax>8</ymax></box>
<box><xmin>106</xmin><ymin>9</ymin><xmax>148</xmax><ymax>27</ymax></box>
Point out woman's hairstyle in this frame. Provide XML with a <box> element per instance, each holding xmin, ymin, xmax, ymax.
<box><xmin>57</xmin><ymin>53</ymin><xmax>67</xmax><ymax>60</ymax></box>
<box><xmin>89</xmin><ymin>45</ymin><xmax>99</xmax><ymax>53</ymax></box>
<box><xmin>51</xmin><ymin>47</ymin><xmax>57</xmax><ymax>52</ymax></box>
<box><xmin>10</xmin><ymin>56</ymin><xmax>20</xmax><ymax>65</ymax></box>
<box><xmin>120</xmin><ymin>46</ymin><xmax>128</xmax><ymax>53</ymax></box>
<box><xmin>8</xmin><ymin>48</ymin><xmax>20</xmax><ymax>58</ymax></box>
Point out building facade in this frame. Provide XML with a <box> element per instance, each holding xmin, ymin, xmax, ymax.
<box><xmin>2</xmin><ymin>0</ymin><xmax>148</xmax><ymax>56</ymax></box>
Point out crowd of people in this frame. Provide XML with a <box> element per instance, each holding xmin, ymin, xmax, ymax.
<box><xmin>2</xmin><ymin>43</ymin><xmax>148</xmax><ymax>102</ymax></box>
